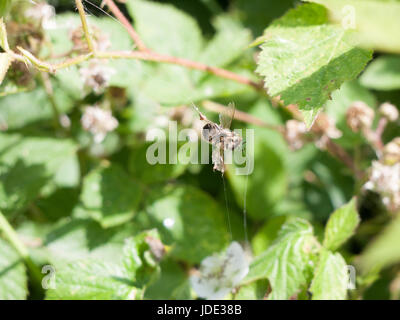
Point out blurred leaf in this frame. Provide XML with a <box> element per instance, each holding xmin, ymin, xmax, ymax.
<box><xmin>80</xmin><ymin>165</ymin><xmax>143</xmax><ymax>228</ymax></box>
<box><xmin>235</xmin><ymin>279</ymin><xmax>269</xmax><ymax>300</ymax></box>
<box><xmin>323</xmin><ymin>198</ymin><xmax>360</xmax><ymax>251</ymax></box>
<box><xmin>46</xmin><ymin>230</ymin><xmax>161</xmax><ymax>300</ymax></box>
<box><xmin>256</xmin><ymin>3</ymin><xmax>372</xmax><ymax>126</ymax></box>
<box><xmin>360</xmin><ymin>215</ymin><xmax>400</xmax><ymax>273</ymax></box>
<box><xmin>129</xmin><ymin>142</ymin><xmax>187</xmax><ymax>185</ymax></box>
<box><xmin>144</xmin><ymin>184</ymin><xmax>230</xmax><ymax>263</ymax></box>
<box><xmin>46</xmin><ymin>260</ymin><xmax>137</xmax><ymax>300</ymax></box>
<box><xmin>0</xmin><ymin>85</ymin><xmax>75</xmax><ymax>129</ymax></box>
<box><xmin>307</xmin><ymin>0</ymin><xmax>400</xmax><ymax>53</ymax></box>
<box><xmin>360</xmin><ymin>55</ymin><xmax>400</xmax><ymax>90</ymax></box>
<box><xmin>127</xmin><ymin>0</ymin><xmax>203</xmax><ymax>59</ymax></box>
<box><xmin>251</xmin><ymin>216</ymin><xmax>286</xmax><ymax>255</ymax></box>
<box><xmin>0</xmin><ymin>238</ymin><xmax>27</xmax><ymax>300</ymax></box>
<box><xmin>0</xmin><ymin>52</ymin><xmax>11</xmax><ymax>85</ymax></box>
<box><xmin>325</xmin><ymin>80</ymin><xmax>377</xmax><ymax>148</ymax></box>
<box><xmin>0</xmin><ymin>134</ymin><xmax>78</xmax><ymax>214</ymax></box>
<box><xmin>244</xmin><ymin>218</ymin><xmax>316</xmax><ymax>300</ymax></box>
<box><xmin>310</xmin><ymin>249</ymin><xmax>348</xmax><ymax>300</ymax></box>
<box><xmin>0</xmin><ymin>1</ymin><xmax>11</xmax><ymax>17</ymax></box>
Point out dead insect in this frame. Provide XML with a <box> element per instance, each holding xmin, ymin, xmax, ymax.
<box><xmin>193</xmin><ymin>103</ymin><xmax>242</xmax><ymax>174</ymax></box>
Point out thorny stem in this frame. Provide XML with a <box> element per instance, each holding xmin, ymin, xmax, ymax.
<box><xmin>0</xmin><ymin>210</ymin><xmax>42</xmax><ymax>288</ymax></box>
<box><xmin>75</xmin><ymin>0</ymin><xmax>95</xmax><ymax>53</ymax></box>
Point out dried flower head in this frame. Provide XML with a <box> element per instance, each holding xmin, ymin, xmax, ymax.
<box><xmin>379</xmin><ymin>102</ymin><xmax>399</xmax><ymax>122</ymax></box>
<box><xmin>190</xmin><ymin>242</ymin><xmax>249</xmax><ymax>300</ymax></box>
<box><xmin>284</xmin><ymin>120</ymin><xmax>307</xmax><ymax>151</ymax></box>
<box><xmin>79</xmin><ymin>60</ymin><xmax>115</xmax><ymax>94</ymax></box>
<box><xmin>81</xmin><ymin>106</ymin><xmax>118</xmax><ymax>143</ymax></box>
<box><xmin>383</xmin><ymin>137</ymin><xmax>400</xmax><ymax>165</ymax></box>
<box><xmin>346</xmin><ymin>101</ymin><xmax>375</xmax><ymax>132</ymax></box>
<box><xmin>364</xmin><ymin>161</ymin><xmax>400</xmax><ymax>213</ymax></box>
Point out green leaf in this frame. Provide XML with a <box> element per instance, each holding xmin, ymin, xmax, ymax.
<box><xmin>45</xmin><ymin>230</ymin><xmax>162</xmax><ymax>300</ymax></box>
<box><xmin>360</xmin><ymin>55</ymin><xmax>400</xmax><ymax>90</ymax></box>
<box><xmin>0</xmin><ymin>134</ymin><xmax>78</xmax><ymax>214</ymax></box>
<box><xmin>306</xmin><ymin>0</ymin><xmax>400</xmax><ymax>53</ymax></box>
<box><xmin>0</xmin><ymin>52</ymin><xmax>11</xmax><ymax>85</ymax></box>
<box><xmin>323</xmin><ymin>198</ymin><xmax>360</xmax><ymax>251</ymax></box>
<box><xmin>360</xmin><ymin>216</ymin><xmax>400</xmax><ymax>273</ymax></box>
<box><xmin>0</xmin><ymin>0</ymin><xmax>11</xmax><ymax>17</ymax></box>
<box><xmin>127</xmin><ymin>0</ymin><xmax>203</xmax><ymax>59</ymax></box>
<box><xmin>128</xmin><ymin>142</ymin><xmax>187</xmax><ymax>185</ymax></box>
<box><xmin>0</xmin><ymin>238</ymin><xmax>28</xmax><ymax>300</ymax></box>
<box><xmin>80</xmin><ymin>165</ymin><xmax>143</xmax><ymax>228</ymax></box>
<box><xmin>144</xmin><ymin>184</ymin><xmax>230</xmax><ymax>263</ymax></box>
<box><xmin>310</xmin><ymin>249</ymin><xmax>348</xmax><ymax>300</ymax></box>
<box><xmin>144</xmin><ymin>259</ymin><xmax>191</xmax><ymax>299</ymax></box>
<box><xmin>44</xmin><ymin>218</ymin><xmax>138</xmax><ymax>265</ymax></box>
<box><xmin>255</xmin><ymin>3</ymin><xmax>372</xmax><ymax>127</ymax></box>
<box><xmin>244</xmin><ymin>218</ymin><xmax>316</xmax><ymax>300</ymax></box>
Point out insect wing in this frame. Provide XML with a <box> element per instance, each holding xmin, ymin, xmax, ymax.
<box><xmin>219</xmin><ymin>102</ymin><xmax>235</xmax><ymax>129</ymax></box>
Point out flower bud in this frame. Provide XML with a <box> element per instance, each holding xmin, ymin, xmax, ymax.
<box><xmin>284</xmin><ymin>120</ymin><xmax>307</xmax><ymax>150</ymax></box>
<box><xmin>346</xmin><ymin>101</ymin><xmax>375</xmax><ymax>132</ymax></box>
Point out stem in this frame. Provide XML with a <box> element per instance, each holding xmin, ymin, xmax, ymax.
<box><xmin>75</xmin><ymin>0</ymin><xmax>95</xmax><ymax>52</ymax></box>
<box><xmin>39</xmin><ymin>72</ymin><xmax>60</xmax><ymax>129</ymax></box>
<box><xmin>103</xmin><ymin>0</ymin><xmax>148</xmax><ymax>51</ymax></box>
<box><xmin>0</xmin><ymin>210</ymin><xmax>42</xmax><ymax>288</ymax></box>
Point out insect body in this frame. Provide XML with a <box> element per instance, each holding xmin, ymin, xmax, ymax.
<box><xmin>193</xmin><ymin>103</ymin><xmax>242</xmax><ymax>173</ymax></box>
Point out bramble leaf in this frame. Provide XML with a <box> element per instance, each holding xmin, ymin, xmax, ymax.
<box><xmin>360</xmin><ymin>55</ymin><xmax>400</xmax><ymax>90</ymax></box>
<box><xmin>255</xmin><ymin>3</ymin><xmax>372</xmax><ymax>127</ymax></box>
<box><xmin>244</xmin><ymin>218</ymin><xmax>316</xmax><ymax>300</ymax></box>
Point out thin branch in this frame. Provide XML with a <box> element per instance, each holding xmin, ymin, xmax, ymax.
<box><xmin>202</xmin><ymin>100</ymin><xmax>284</xmax><ymax>132</ymax></box>
<box><xmin>75</xmin><ymin>0</ymin><xmax>95</xmax><ymax>52</ymax></box>
<box><xmin>102</xmin><ymin>0</ymin><xmax>148</xmax><ymax>51</ymax></box>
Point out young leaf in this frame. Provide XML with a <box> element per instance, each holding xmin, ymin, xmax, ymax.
<box><xmin>243</xmin><ymin>218</ymin><xmax>316</xmax><ymax>300</ymax></box>
<box><xmin>0</xmin><ymin>52</ymin><xmax>11</xmax><ymax>85</ymax></box>
<box><xmin>323</xmin><ymin>198</ymin><xmax>360</xmax><ymax>251</ymax></box>
<box><xmin>255</xmin><ymin>3</ymin><xmax>372</xmax><ymax>127</ymax></box>
<box><xmin>0</xmin><ymin>238</ymin><xmax>28</xmax><ymax>300</ymax></box>
<box><xmin>80</xmin><ymin>165</ymin><xmax>143</xmax><ymax>228</ymax></box>
<box><xmin>310</xmin><ymin>249</ymin><xmax>348</xmax><ymax>300</ymax></box>
<box><xmin>360</xmin><ymin>55</ymin><xmax>400</xmax><ymax>91</ymax></box>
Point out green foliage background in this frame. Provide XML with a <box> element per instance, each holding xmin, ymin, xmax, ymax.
<box><xmin>0</xmin><ymin>0</ymin><xmax>400</xmax><ymax>300</ymax></box>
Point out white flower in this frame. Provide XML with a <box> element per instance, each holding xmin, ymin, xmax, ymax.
<box><xmin>190</xmin><ymin>242</ymin><xmax>249</xmax><ymax>300</ymax></box>
<box><xmin>379</xmin><ymin>102</ymin><xmax>399</xmax><ymax>122</ymax></box>
<box><xmin>25</xmin><ymin>3</ymin><xmax>56</xmax><ymax>29</ymax></box>
<box><xmin>81</xmin><ymin>106</ymin><xmax>118</xmax><ymax>143</ymax></box>
<box><xmin>364</xmin><ymin>161</ymin><xmax>400</xmax><ymax>212</ymax></box>
<box><xmin>79</xmin><ymin>61</ymin><xmax>115</xmax><ymax>94</ymax></box>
